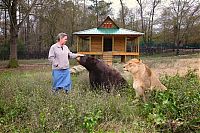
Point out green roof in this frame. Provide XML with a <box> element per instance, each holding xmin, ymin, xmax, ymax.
<box><xmin>73</xmin><ymin>28</ymin><xmax>144</xmax><ymax>36</ymax></box>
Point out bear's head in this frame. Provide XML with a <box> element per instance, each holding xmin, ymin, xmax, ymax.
<box><xmin>76</xmin><ymin>56</ymin><xmax>100</xmax><ymax>71</ymax></box>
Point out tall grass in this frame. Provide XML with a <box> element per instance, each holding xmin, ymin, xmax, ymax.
<box><xmin>0</xmin><ymin>67</ymin><xmax>199</xmax><ymax>132</ymax></box>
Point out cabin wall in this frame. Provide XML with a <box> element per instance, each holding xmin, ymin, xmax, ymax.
<box><xmin>91</xmin><ymin>36</ymin><xmax>102</xmax><ymax>52</ymax></box>
<box><xmin>78</xmin><ymin>37</ymin><xmax>90</xmax><ymax>52</ymax></box>
<box><xmin>114</xmin><ymin>36</ymin><xmax>125</xmax><ymax>52</ymax></box>
<box><xmin>80</xmin><ymin>36</ymin><xmax>139</xmax><ymax>53</ymax></box>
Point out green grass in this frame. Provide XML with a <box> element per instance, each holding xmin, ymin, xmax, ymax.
<box><xmin>0</xmin><ymin>56</ymin><xmax>199</xmax><ymax>133</ymax></box>
<box><xmin>0</xmin><ymin>59</ymin><xmax>79</xmax><ymax>68</ymax></box>
<box><xmin>0</xmin><ymin>69</ymin><xmax>145</xmax><ymax>133</ymax></box>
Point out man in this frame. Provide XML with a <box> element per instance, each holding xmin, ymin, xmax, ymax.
<box><xmin>48</xmin><ymin>33</ymin><xmax>84</xmax><ymax>94</ymax></box>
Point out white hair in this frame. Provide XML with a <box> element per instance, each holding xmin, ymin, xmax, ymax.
<box><xmin>56</xmin><ymin>33</ymin><xmax>68</xmax><ymax>41</ymax></box>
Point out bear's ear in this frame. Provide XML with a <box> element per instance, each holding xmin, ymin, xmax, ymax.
<box><xmin>87</xmin><ymin>56</ymin><xmax>98</xmax><ymax>65</ymax></box>
<box><xmin>138</xmin><ymin>59</ymin><xmax>142</xmax><ymax>63</ymax></box>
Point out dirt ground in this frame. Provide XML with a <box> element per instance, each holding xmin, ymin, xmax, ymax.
<box><xmin>115</xmin><ymin>57</ymin><xmax>200</xmax><ymax>79</ymax></box>
<box><xmin>0</xmin><ymin>56</ymin><xmax>199</xmax><ymax>78</ymax></box>
<box><xmin>150</xmin><ymin>58</ymin><xmax>200</xmax><ymax>77</ymax></box>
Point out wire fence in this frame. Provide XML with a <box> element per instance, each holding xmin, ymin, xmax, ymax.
<box><xmin>0</xmin><ymin>46</ymin><xmax>199</xmax><ymax>61</ymax></box>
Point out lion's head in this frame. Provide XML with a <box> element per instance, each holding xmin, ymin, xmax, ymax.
<box><xmin>123</xmin><ymin>59</ymin><xmax>142</xmax><ymax>74</ymax></box>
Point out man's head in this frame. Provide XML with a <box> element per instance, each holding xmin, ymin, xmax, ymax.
<box><xmin>56</xmin><ymin>33</ymin><xmax>68</xmax><ymax>45</ymax></box>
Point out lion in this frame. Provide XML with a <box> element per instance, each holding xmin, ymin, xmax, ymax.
<box><xmin>123</xmin><ymin>58</ymin><xmax>167</xmax><ymax>101</ymax></box>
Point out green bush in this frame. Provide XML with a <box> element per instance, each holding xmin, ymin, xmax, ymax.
<box><xmin>139</xmin><ymin>70</ymin><xmax>200</xmax><ymax>132</ymax></box>
<box><xmin>0</xmin><ymin>39</ymin><xmax>27</xmax><ymax>60</ymax></box>
<box><xmin>82</xmin><ymin>109</ymin><xmax>102</xmax><ymax>133</ymax></box>
<box><xmin>0</xmin><ymin>41</ymin><xmax>9</xmax><ymax>60</ymax></box>
<box><xmin>17</xmin><ymin>40</ymin><xmax>26</xmax><ymax>59</ymax></box>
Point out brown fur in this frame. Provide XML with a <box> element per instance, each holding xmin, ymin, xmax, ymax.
<box><xmin>76</xmin><ymin>56</ymin><xmax>128</xmax><ymax>92</ymax></box>
<box><xmin>123</xmin><ymin>59</ymin><xmax>167</xmax><ymax>101</ymax></box>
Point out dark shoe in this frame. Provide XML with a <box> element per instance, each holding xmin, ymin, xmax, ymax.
<box><xmin>65</xmin><ymin>90</ymin><xmax>69</xmax><ymax>95</ymax></box>
<box><xmin>58</xmin><ymin>87</ymin><xmax>62</xmax><ymax>90</ymax></box>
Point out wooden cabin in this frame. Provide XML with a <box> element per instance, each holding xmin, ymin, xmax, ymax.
<box><xmin>73</xmin><ymin>16</ymin><xmax>144</xmax><ymax>65</ymax></box>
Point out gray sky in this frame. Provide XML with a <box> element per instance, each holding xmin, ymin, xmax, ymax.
<box><xmin>104</xmin><ymin>0</ymin><xmax>138</xmax><ymax>16</ymax></box>
<box><xmin>105</xmin><ymin>0</ymin><xmax>138</xmax><ymax>9</ymax></box>
<box><xmin>104</xmin><ymin>0</ymin><xmax>171</xmax><ymax>17</ymax></box>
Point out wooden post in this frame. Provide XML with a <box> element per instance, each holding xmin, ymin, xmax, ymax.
<box><xmin>125</xmin><ymin>36</ymin><xmax>127</xmax><ymax>52</ymax></box>
<box><xmin>134</xmin><ymin>38</ymin><xmax>137</xmax><ymax>53</ymax></box>
<box><xmin>112</xmin><ymin>36</ymin><xmax>114</xmax><ymax>51</ymax></box>
<box><xmin>89</xmin><ymin>36</ymin><xmax>91</xmax><ymax>52</ymax></box>
<box><xmin>137</xmin><ymin>36</ymin><xmax>140</xmax><ymax>55</ymax></box>
<box><xmin>121</xmin><ymin>55</ymin><xmax>126</xmax><ymax>63</ymax></box>
<box><xmin>77</xmin><ymin>36</ymin><xmax>79</xmax><ymax>52</ymax></box>
<box><xmin>134</xmin><ymin>37</ymin><xmax>139</xmax><ymax>53</ymax></box>
<box><xmin>102</xmin><ymin>36</ymin><xmax>104</xmax><ymax>52</ymax></box>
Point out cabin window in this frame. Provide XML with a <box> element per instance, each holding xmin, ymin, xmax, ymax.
<box><xmin>103</xmin><ymin>23</ymin><xmax>113</xmax><ymax>28</ymax></box>
<box><xmin>127</xmin><ymin>38</ymin><xmax>138</xmax><ymax>52</ymax></box>
<box><xmin>80</xmin><ymin>37</ymin><xmax>89</xmax><ymax>52</ymax></box>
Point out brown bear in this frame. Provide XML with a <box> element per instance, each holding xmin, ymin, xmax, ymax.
<box><xmin>76</xmin><ymin>56</ymin><xmax>128</xmax><ymax>92</ymax></box>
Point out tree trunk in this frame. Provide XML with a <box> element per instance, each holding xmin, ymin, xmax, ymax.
<box><xmin>4</xmin><ymin>8</ymin><xmax>7</xmax><ymax>40</ymax></box>
<box><xmin>25</xmin><ymin>0</ymin><xmax>30</xmax><ymax>49</ymax></box>
<box><xmin>10</xmin><ymin>29</ymin><xmax>18</xmax><ymax>60</ymax></box>
<box><xmin>136</xmin><ymin>0</ymin><xmax>146</xmax><ymax>44</ymax></box>
<box><xmin>120</xmin><ymin>0</ymin><xmax>125</xmax><ymax>28</ymax></box>
<box><xmin>8</xmin><ymin>0</ymin><xmax>19</xmax><ymax>68</ymax></box>
<box><xmin>95</xmin><ymin>0</ymin><xmax>99</xmax><ymax>26</ymax></box>
<box><xmin>2</xmin><ymin>0</ymin><xmax>37</xmax><ymax>67</ymax></box>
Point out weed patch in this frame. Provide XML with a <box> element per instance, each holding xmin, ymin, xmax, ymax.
<box><xmin>0</xmin><ymin>68</ymin><xmax>199</xmax><ymax>132</ymax></box>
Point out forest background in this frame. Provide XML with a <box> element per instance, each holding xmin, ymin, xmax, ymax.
<box><xmin>0</xmin><ymin>0</ymin><xmax>200</xmax><ymax>67</ymax></box>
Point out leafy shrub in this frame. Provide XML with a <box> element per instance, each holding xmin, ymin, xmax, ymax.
<box><xmin>0</xmin><ymin>41</ymin><xmax>9</xmax><ymax>60</ymax></box>
<box><xmin>17</xmin><ymin>40</ymin><xmax>26</xmax><ymax>59</ymax></box>
<box><xmin>139</xmin><ymin>70</ymin><xmax>200</xmax><ymax>132</ymax></box>
<box><xmin>82</xmin><ymin>109</ymin><xmax>102</xmax><ymax>133</ymax></box>
<box><xmin>0</xmin><ymin>39</ymin><xmax>27</xmax><ymax>60</ymax></box>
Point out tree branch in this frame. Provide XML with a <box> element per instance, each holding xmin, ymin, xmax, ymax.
<box><xmin>2</xmin><ymin>0</ymin><xmax>10</xmax><ymax>8</ymax></box>
<box><xmin>17</xmin><ymin>0</ymin><xmax>38</xmax><ymax>29</ymax></box>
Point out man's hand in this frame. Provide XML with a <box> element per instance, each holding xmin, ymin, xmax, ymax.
<box><xmin>77</xmin><ymin>54</ymin><xmax>85</xmax><ymax>57</ymax></box>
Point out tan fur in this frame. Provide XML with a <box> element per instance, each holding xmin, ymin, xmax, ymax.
<box><xmin>123</xmin><ymin>59</ymin><xmax>167</xmax><ymax>101</ymax></box>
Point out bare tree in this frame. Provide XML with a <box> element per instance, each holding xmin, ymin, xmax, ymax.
<box><xmin>120</xmin><ymin>0</ymin><xmax>125</xmax><ymax>28</ymax></box>
<box><xmin>156</xmin><ymin>0</ymin><xmax>200</xmax><ymax>53</ymax></box>
<box><xmin>2</xmin><ymin>0</ymin><xmax>37</xmax><ymax>67</ymax></box>
<box><xmin>136</xmin><ymin>0</ymin><xmax>147</xmax><ymax>44</ymax></box>
<box><xmin>181</xmin><ymin>2</ymin><xmax>200</xmax><ymax>45</ymax></box>
<box><xmin>0</xmin><ymin>1</ymin><xmax>7</xmax><ymax>40</ymax></box>
<box><xmin>89</xmin><ymin>0</ymin><xmax>112</xmax><ymax>26</ymax></box>
<box><xmin>159</xmin><ymin>8</ymin><xmax>174</xmax><ymax>44</ymax></box>
<box><xmin>170</xmin><ymin>0</ymin><xmax>200</xmax><ymax>55</ymax></box>
<box><xmin>89</xmin><ymin>0</ymin><xmax>99</xmax><ymax>26</ymax></box>
<box><xmin>148</xmin><ymin>0</ymin><xmax>161</xmax><ymax>43</ymax></box>
<box><xmin>136</xmin><ymin>0</ymin><xmax>161</xmax><ymax>45</ymax></box>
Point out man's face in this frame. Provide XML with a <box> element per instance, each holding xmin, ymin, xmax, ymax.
<box><xmin>60</xmin><ymin>36</ymin><xmax>68</xmax><ymax>45</ymax></box>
